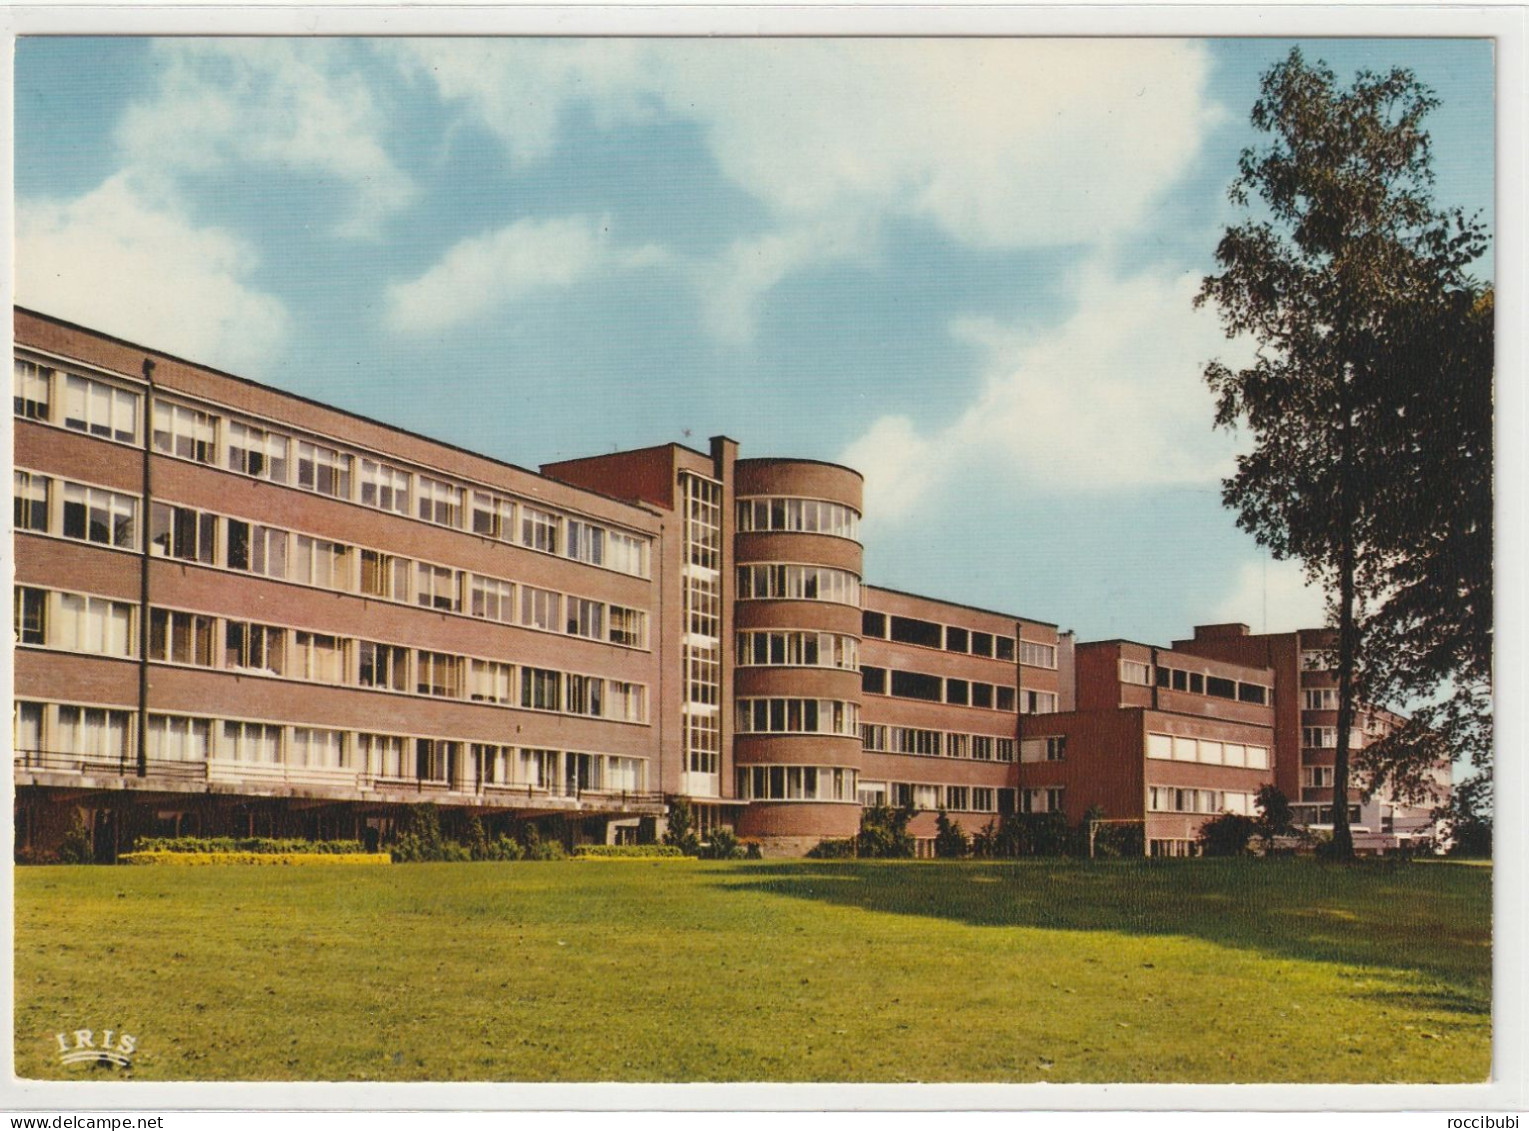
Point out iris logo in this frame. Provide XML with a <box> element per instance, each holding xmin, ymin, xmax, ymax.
<box><xmin>54</xmin><ymin>1029</ymin><xmax>137</xmax><ymax>1069</ymax></box>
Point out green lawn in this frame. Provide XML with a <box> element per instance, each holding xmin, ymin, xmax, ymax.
<box><xmin>14</xmin><ymin>858</ymin><xmax>1490</xmax><ymax>1083</ymax></box>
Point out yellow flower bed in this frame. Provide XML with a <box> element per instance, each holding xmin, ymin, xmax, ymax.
<box><xmin>120</xmin><ymin>851</ymin><xmax>391</xmax><ymax>866</ymax></box>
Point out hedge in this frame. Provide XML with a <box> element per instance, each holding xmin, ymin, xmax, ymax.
<box><xmin>121</xmin><ymin>851</ymin><xmax>391</xmax><ymax>866</ymax></box>
<box><xmin>571</xmin><ymin>845</ymin><xmax>689</xmax><ymax>860</ymax></box>
<box><xmin>130</xmin><ymin>837</ymin><xmax>369</xmax><ymax>855</ymax></box>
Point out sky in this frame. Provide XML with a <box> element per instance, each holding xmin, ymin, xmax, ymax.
<box><xmin>13</xmin><ymin>36</ymin><xmax>1496</xmax><ymax>647</ymax></box>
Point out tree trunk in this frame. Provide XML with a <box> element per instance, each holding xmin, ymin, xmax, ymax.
<box><xmin>1331</xmin><ymin>368</ymin><xmax>1357</xmax><ymax>860</ymax></box>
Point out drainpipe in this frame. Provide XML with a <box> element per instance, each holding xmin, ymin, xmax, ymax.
<box><xmin>137</xmin><ymin>358</ymin><xmax>156</xmax><ymax>778</ymax></box>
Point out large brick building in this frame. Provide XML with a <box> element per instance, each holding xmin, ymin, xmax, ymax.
<box><xmin>10</xmin><ymin>308</ymin><xmax>1445</xmax><ymax>858</ymax></box>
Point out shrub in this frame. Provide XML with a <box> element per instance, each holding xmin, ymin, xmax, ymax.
<box><xmin>989</xmin><ymin>812</ymin><xmax>1071</xmax><ymax>857</ymax></box>
<box><xmin>700</xmin><ymin>827</ymin><xmax>745</xmax><ymax>860</ymax></box>
<box><xmin>933</xmin><ymin>810</ymin><xmax>970</xmax><ymax>858</ymax></box>
<box><xmin>970</xmin><ymin>820</ymin><xmax>999</xmax><ymax>859</ymax></box>
<box><xmin>573</xmin><ymin>845</ymin><xmax>687</xmax><ymax>859</ymax></box>
<box><xmin>1198</xmin><ymin>812</ymin><xmax>1258</xmax><ymax>857</ymax></box>
<box><xmin>56</xmin><ymin>814</ymin><xmax>95</xmax><ymax>864</ymax></box>
<box><xmin>1254</xmin><ymin>784</ymin><xmax>1295</xmax><ymax>852</ymax></box>
<box><xmin>132</xmin><ymin>836</ymin><xmax>368</xmax><ymax>855</ymax></box>
<box><xmin>121</xmin><ymin>851</ymin><xmax>390</xmax><ymax>866</ymax></box>
<box><xmin>391</xmin><ymin>805</ymin><xmax>471</xmax><ymax>863</ymax></box>
<box><xmin>520</xmin><ymin>825</ymin><xmax>566</xmax><ymax>861</ymax></box>
<box><xmin>806</xmin><ymin>837</ymin><xmax>856</xmax><ymax>859</ymax></box>
<box><xmin>662</xmin><ymin>798</ymin><xmax>702</xmax><ymax>856</ymax></box>
<box><xmin>857</xmin><ymin>802</ymin><xmax>917</xmax><ymax>858</ymax></box>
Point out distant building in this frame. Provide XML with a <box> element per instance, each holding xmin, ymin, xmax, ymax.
<box><xmin>11</xmin><ymin>308</ymin><xmax>1446</xmax><ymax>859</ymax></box>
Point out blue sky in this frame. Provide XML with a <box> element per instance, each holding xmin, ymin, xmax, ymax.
<box><xmin>14</xmin><ymin>36</ymin><xmax>1495</xmax><ymax>646</ymax></box>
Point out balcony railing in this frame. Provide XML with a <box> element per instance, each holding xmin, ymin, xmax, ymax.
<box><xmin>14</xmin><ymin>749</ymin><xmax>661</xmax><ymax>810</ymax></box>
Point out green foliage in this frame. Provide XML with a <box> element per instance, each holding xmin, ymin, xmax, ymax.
<box><xmin>662</xmin><ymin>797</ymin><xmax>702</xmax><ymax>856</ymax></box>
<box><xmin>573</xmin><ymin>845</ymin><xmax>687</xmax><ymax>859</ymax></box>
<box><xmin>806</xmin><ymin>837</ymin><xmax>856</xmax><ymax>859</ymax></box>
<box><xmin>988</xmin><ymin>812</ymin><xmax>1072</xmax><ymax>858</ymax></box>
<box><xmin>856</xmin><ymin>802</ymin><xmax>916</xmax><ymax>858</ymax></box>
<box><xmin>933</xmin><ymin>810</ymin><xmax>970</xmax><ymax>859</ymax></box>
<box><xmin>970</xmin><ymin>820</ymin><xmax>999</xmax><ymax>859</ymax></box>
<box><xmin>1199</xmin><ymin>813</ymin><xmax>1258</xmax><ymax>857</ymax></box>
<box><xmin>700</xmin><ymin>826</ymin><xmax>746</xmax><ymax>860</ymax></box>
<box><xmin>56</xmin><ymin>814</ymin><xmax>95</xmax><ymax>865</ymax></box>
<box><xmin>390</xmin><ymin>805</ymin><xmax>468</xmax><ymax>863</ymax></box>
<box><xmin>1196</xmin><ymin>49</ymin><xmax>1493</xmax><ymax>858</ymax></box>
<box><xmin>1080</xmin><ymin>808</ymin><xmax>1144</xmax><ymax>859</ymax></box>
<box><xmin>1254</xmin><ymin>785</ymin><xmax>1295</xmax><ymax>852</ymax></box>
<box><xmin>1442</xmin><ymin>778</ymin><xmax>1492</xmax><ymax>858</ymax></box>
<box><xmin>518</xmin><ymin>824</ymin><xmax>566</xmax><ymax>861</ymax></box>
<box><xmin>133</xmin><ymin>836</ymin><xmax>368</xmax><ymax>855</ymax></box>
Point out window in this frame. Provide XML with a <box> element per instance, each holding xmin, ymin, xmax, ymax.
<box><xmin>1304</xmin><ymin>766</ymin><xmax>1335</xmax><ymax>789</ymax></box>
<box><xmin>971</xmin><ymin>682</ymin><xmax>995</xmax><ymax>709</ymax></box>
<box><xmin>737</xmin><ymin>764</ymin><xmax>859</xmax><ymax>802</ymax></box>
<box><xmin>222</xmin><ymin>720</ymin><xmax>281</xmax><ymax>763</ymax></box>
<box><xmin>471</xmin><ymin>492</ymin><xmax>514</xmax><ymax>539</ymax></box>
<box><xmin>245</xmin><ymin>525</ymin><xmax>288</xmax><ymax>579</ymax></box>
<box><xmin>150</xmin><ymin>503</ymin><xmax>217</xmax><ymax>564</ymax></box>
<box><xmin>607</xmin><ymin>756</ymin><xmax>645</xmax><ymax>792</ymax></box>
<box><xmin>522</xmin><ymin>586</ymin><xmax>560</xmax><ymax>631</ymax></box>
<box><xmin>225</xmin><ymin>622</ymin><xmax>284</xmax><ymax>675</ymax></box>
<box><xmin>971</xmin><ymin>735</ymin><xmax>995</xmax><ymax>761</ymax></box>
<box><xmin>14</xmin><ymin>701</ymin><xmax>44</xmax><ymax>756</ymax></box>
<box><xmin>148</xmin><ymin>609</ymin><xmax>215</xmax><ymax>666</ymax></box>
<box><xmin>1238</xmin><ymin>682</ymin><xmax>1269</xmax><ymax>705</ymax></box>
<box><xmin>972</xmin><ymin>788</ymin><xmax>996</xmax><ymax>812</ymax></box>
<box><xmin>1020</xmin><ymin>689</ymin><xmax>1056</xmax><ymax>714</ymax></box>
<box><xmin>14</xmin><ymin>471</ymin><xmax>49</xmax><ymax>533</ymax></box>
<box><xmin>944</xmin><ymin>626</ymin><xmax>969</xmax><ymax>653</ymax></box>
<box><xmin>996</xmin><ymin>686</ymin><xmax>1017</xmax><ymax>712</ymax></box>
<box><xmin>358</xmin><ymin>642</ymin><xmax>408</xmax><ymax>692</ymax></box>
<box><xmin>469</xmin><ymin>659</ymin><xmax>515</xmax><ymax>705</ymax></box>
<box><xmin>1020</xmin><ymin>640</ymin><xmax>1057</xmax><ymax>668</ymax></box>
<box><xmin>736</xmin><ymin>564</ymin><xmax>861</xmax><ymax>605</ymax></box>
<box><xmin>861</xmin><ymin>666</ymin><xmax>887</xmax><ymax>695</ymax></box>
<box><xmin>945</xmin><ymin>733</ymin><xmax>969</xmax><ymax>759</ymax></box>
<box><xmin>55</xmin><ymin>593</ymin><xmax>134</xmax><ymax>656</ymax></box>
<box><xmin>359</xmin><ymin>733</ymin><xmax>408</xmax><ymax>778</ymax></box>
<box><xmin>417</xmin><ymin>476</ymin><xmax>462</xmax><ymax>527</ymax></box>
<box><xmin>416</xmin><ymin>739</ymin><xmax>457</xmax><ymax>784</ymax></box>
<box><xmin>522</xmin><ymin>507</ymin><xmax>560</xmax><ymax>553</ymax></box>
<box><xmin>148</xmin><ymin>715</ymin><xmax>212</xmax><ymax>763</ymax></box>
<box><xmin>862</xmin><ymin>611</ymin><xmax>887</xmax><ymax>638</ymax></box>
<box><xmin>996</xmin><ymin>738</ymin><xmax>1016</xmax><ymax>762</ymax></box>
<box><xmin>890</xmin><ymin>670</ymin><xmax>942</xmax><ymax>702</ymax></box>
<box><xmin>1021</xmin><ymin>736</ymin><xmax>1067</xmax><ymax>762</ymax></box>
<box><xmin>360</xmin><ymin>459</ymin><xmax>411</xmax><ymax>514</ymax></box>
<box><xmin>971</xmin><ymin>632</ymin><xmax>994</xmax><ymax>658</ymax></box>
<box><xmin>736</xmin><ymin>698</ymin><xmax>859</xmax><ymax>736</ymax></box>
<box><xmin>890</xmin><ymin>616</ymin><xmax>942</xmax><ymax>649</ymax></box>
<box><xmin>14</xmin><ymin>359</ymin><xmax>51</xmax><ymax>419</ymax></box>
<box><xmin>566</xmin><ymin>596</ymin><xmax>605</xmax><ymax>640</ymax></box>
<box><xmin>606</xmin><ymin>531</ymin><xmax>649</xmax><ymax>577</ymax></box>
<box><xmin>58</xmin><ymin>706</ymin><xmax>131</xmax><ymax>761</ymax></box>
<box><xmin>522</xmin><ymin>667</ymin><xmax>562</xmax><ymax>711</ymax></box>
<box><xmin>414</xmin><ymin>562</ymin><xmax>459</xmax><ymax>611</ymax></box>
<box><xmin>609</xmin><ymin>605</ymin><xmax>647</xmax><ymax>648</ymax></box>
<box><xmin>63</xmin><ymin>375</ymin><xmax>139</xmax><ymax>442</ymax></box>
<box><xmin>292</xmin><ymin>632</ymin><xmax>346</xmax><ymax>683</ymax></box>
<box><xmin>361</xmin><ymin>549</ymin><xmax>408</xmax><ymax>600</ymax></box>
<box><xmin>227</xmin><ymin>421</ymin><xmax>289</xmax><ymax>483</ymax></box>
<box><xmin>1120</xmin><ymin>660</ymin><xmax>1153</xmax><ymax>686</ymax></box>
<box><xmin>608</xmin><ymin>681</ymin><xmax>647</xmax><ymax>723</ymax></box>
<box><xmin>1206</xmin><ymin>676</ymin><xmax>1237</xmax><ymax>700</ymax></box>
<box><xmin>296</xmin><ymin>440</ymin><xmax>352</xmax><ymax>499</ymax></box>
<box><xmin>945</xmin><ymin>679</ymin><xmax>970</xmax><ymax>706</ymax></box>
<box><xmin>566</xmin><ymin>674</ymin><xmax>604</xmax><ymax>717</ymax></box>
<box><xmin>290</xmin><ymin>727</ymin><xmax>348</xmax><ymax>770</ymax></box>
<box><xmin>995</xmin><ymin>636</ymin><xmax>1016</xmax><ymax>662</ymax></box>
<box><xmin>416</xmin><ymin>651</ymin><xmax>463</xmax><ymax>698</ymax></box>
<box><xmin>1301</xmin><ymin>649</ymin><xmax>1332</xmax><ymax>672</ymax></box>
<box><xmin>1303</xmin><ymin>688</ymin><xmax>1338</xmax><ymax>711</ymax></box>
<box><xmin>293</xmin><ymin>535</ymin><xmax>350</xmax><ymax>591</ymax></box>
<box><xmin>62</xmin><ymin>483</ymin><xmax>137</xmax><ymax>549</ymax></box>
<box><xmin>469</xmin><ymin>575</ymin><xmax>515</xmax><ymax>622</ymax></box>
<box><xmin>1022</xmin><ymin>787</ymin><xmax>1064</xmax><ymax>815</ymax></box>
<box><xmin>566</xmin><ymin>520</ymin><xmax>605</xmax><ymax>566</ymax></box>
<box><xmin>152</xmin><ymin>400</ymin><xmax>217</xmax><ymax>463</ymax></box>
<box><xmin>1303</xmin><ymin>726</ymin><xmax>1338</xmax><ymax>749</ymax></box>
<box><xmin>946</xmin><ymin>786</ymin><xmax>970</xmax><ymax>811</ymax></box>
<box><xmin>737</xmin><ymin>497</ymin><xmax>861</xmax><ymax>539</ymax></box>
<box><xmin>14</xmin><ymin>587</ymin><xmax>47</xmax><ymax>645</ymax></box>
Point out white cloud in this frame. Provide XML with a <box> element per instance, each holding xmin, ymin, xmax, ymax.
<box><xmin>385</xmin><ymin>39</ymin><xmax>1223</xmax><ymax>338</ymax></box>
<box><xmin>385</xmin><ymin>214</ymin><xmax>667</xmax><ymax>334</ymax></box>
<box><xmin>837</xmin><ymin>256</ymin><xmax>1254</xmax><ymax>516</ymax></box>
<box><xmin>17</xmin><ymin>173</ymin><xmax>290</xmax><ymax>376</ymax></box>
<box><xmin>1213</xmin><ymin>559</ymin><xmax>1330</xmax><ymax>635</ymax></box>
<box><xmin>117</xmin><ymin>40</ymin><xmax>414</xmax><ymax>238</ymax></box>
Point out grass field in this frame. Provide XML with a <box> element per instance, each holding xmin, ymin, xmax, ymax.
<box><xmin>14</xmin><ymin>858</ymin><xmax>1490</xmax><ymax>1083</ymax></box>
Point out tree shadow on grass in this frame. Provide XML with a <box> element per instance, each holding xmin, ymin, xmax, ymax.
<box><xmin>711</xmin><ymin>859</ymin><xmax>1490</xmax><ymax>1004</ymax></box>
